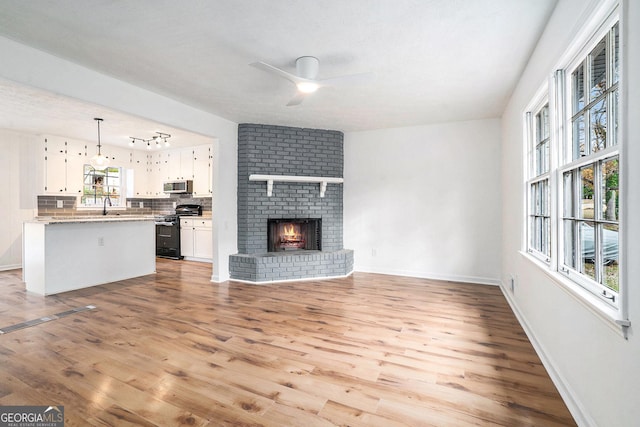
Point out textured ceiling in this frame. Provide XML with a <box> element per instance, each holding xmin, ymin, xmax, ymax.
<box><xmin>0</xmin><ymin>0</ymin><xmax>557</xmax><ymax>147</ymax></box>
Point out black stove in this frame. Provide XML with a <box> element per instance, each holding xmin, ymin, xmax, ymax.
<box><xmin>156</xmin><ymin>204</ymin><xmax>202</xmax><ymax>259</ymax></box>
<box><xmin>175</xmin><ymin>204</ymin><xmax>202</xmax><ymax>217</ymax></box>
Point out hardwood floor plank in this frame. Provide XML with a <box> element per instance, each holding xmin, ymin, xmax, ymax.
<box><xmin>0</xmin><ymin>262</ymin><xmax>576</xmax><ymax>426</ymax></box>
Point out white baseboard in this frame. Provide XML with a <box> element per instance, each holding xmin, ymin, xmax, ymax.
<box><xmin>0</xmin><ymin>264</ymin><xmax>21</xmax><ymax>272</ymax></box>
<box><xmin>499</xmin><ymin>281</ymin><xmax>595</xmax><ymax>427</ymax></box>
<box><xmin>355</xmin><ymin>266</ymin><xmax>500</xmax><ymax>286</ymax></box>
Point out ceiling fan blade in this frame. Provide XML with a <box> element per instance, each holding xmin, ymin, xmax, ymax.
<box><xmin>319</xmin><ymin>72</ymin><xmax>375</xmax><ymax>87</ymax></box>
<box><xmin>286</xmin><ymin>92</ymin><xmax>306</xmax><ymax>106</ymax></box>
<box><xmin>250</xmin><ymin>61</ymin><xmax>305</xmax><ymax>85</ymax></box>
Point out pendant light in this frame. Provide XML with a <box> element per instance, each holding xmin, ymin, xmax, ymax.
<box><xmin>90</xmin><ymin>118</ymin><xmax>110</xmax><ymax>168</ymax></box>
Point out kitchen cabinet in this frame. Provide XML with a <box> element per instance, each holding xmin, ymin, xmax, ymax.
<box><xmin>128</xmin><ymin>150</ymin><xmax>152</xmax><ymax>196</ymax></box>
<box><xmin>167</xmin><ymin>148</ymin><xmax>195</xmax><ymax>181</ymax></box>
<box><xmin>43</xmin><ymin>137</ymin><xmax>66</xmax><ymax>193</ymax></box>
<box><xmin>40</xmin><ymin>138</ymin><xmax>213</xmax><ymax>198</ymax></box>
<box><xmin>43</xmin><ymin>137</ymin><xmax>87</xmax><ymax>194</ymax></box>
<box><xmin>100</xmin><ymin>144</ymin><xmax>130</xmax><ymax>167</ymax></box>
<box><xmin>192</xmin><ymin>145</ymin><xmax>212</xmax><ymax>196</ymax></box>
<box><xmin>180</xmin><ymin>218</ymin><xmax>212</xmax><ymax>261</ymax></box>
<box><xmin>23</xmin><ymin>217</ymin><xmax>155</xmax><ymax>295</ymax></box>
<box><xmin>66</xmin><ymin>140</ymin><xmax>88</xmax><ymax>194</ymax></box>
<box><xmin>150</xmin><ymin>151</ymin><xmax>169</xmax><ymax>195</ymax></box>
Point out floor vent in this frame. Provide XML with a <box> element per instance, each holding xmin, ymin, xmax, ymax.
<box><xmin>0</xmin><ymin>305</ymin><xmax>96</xmax><ymax>335</ymax></box>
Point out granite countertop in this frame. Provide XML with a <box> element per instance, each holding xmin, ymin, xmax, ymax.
<box><xmin>29</xmin><ymin>215</ymin><xmax>157</xmax><ymax>224</ymax></box>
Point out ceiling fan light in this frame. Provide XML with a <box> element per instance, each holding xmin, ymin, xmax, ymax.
<box><xmin>297</xmin><ymin>81</ymin><xmax>319</xmax><ymax>94</ymax></box>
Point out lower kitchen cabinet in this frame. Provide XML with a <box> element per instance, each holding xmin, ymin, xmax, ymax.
<box><xmin>180</xmin><ymin>218</ymin><xmax>213</xmax><ymax>261</ymax></box>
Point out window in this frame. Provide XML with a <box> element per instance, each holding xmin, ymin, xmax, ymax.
<box><xmin>81</xmin><ymin>165</ymin><xmax>123</xmax><ymax>207</ymax></box>
<box><xmin>560</xmin><ymin>22</ymin><xmax>620</xmax><ymax>303</ymax></box>
<box><xmin>524</xmin><ymin>15</ymin><xmax>622</xmax><ymax>314</ymax></box>
<box><xmin>527</xmin><ymin>102</ymin><xmax>551</xmax><ymax>262</ymax></box>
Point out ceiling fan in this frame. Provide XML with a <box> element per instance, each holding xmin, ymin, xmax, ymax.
<box><xmin>250</xmin><ymin>56</ymin><xmax>373</xmax><ymax>106</ymax></box>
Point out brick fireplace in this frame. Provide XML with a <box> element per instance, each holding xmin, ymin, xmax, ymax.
<box><xmin>229</xmin><ymin>123</ymin><xmax>354</xmax><ymax>283</ymax></box>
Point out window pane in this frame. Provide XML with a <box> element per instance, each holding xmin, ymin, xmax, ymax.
<box><xmin>580</xmin><ymin>221</ymin><xmax>596</xmax><ymax>280</ymax></box>
<box><xmin>611</xmin><ymin>89</ymin><xmax>618</xmax><ymax>147</ymax></box>
<box><xmin>573</xmin><ymin>64</ymin><xmax>585</xmax><ymax>113</ymax></box>
<box><xmin>590</xmin><ymin>98</ymin><xmax>607</xmax><ymax>153</ymax></box>
<box><xmin>542</xmin><ymin>217</ymin><xmax>550</xmax><ymax>257</ymax></box>
<box><xmin>590</xmin><ymin>38</ymin><xmax>607</xmax><ymax>101</ymax></box>
<box><xmin>613</xmin><ymin>23</ymin><xmax>619</xmax><ymax>84</ymax></box>
<box><xmin>602</xmin><ymin>224</ymin><xmax>619</xmax><ymax>291</ymax></box>
<box><xmin>81</xmin><ymin>165</ymin><xmax>122</xmax><ymax>207</ymax></box>
<box><xmin>529</xmin><ymin>216</ymin><xmax>536</xmax><ymax>249</ymax></box>
<box><xmin>563</xmin><ymin>171</ymin><xmax>574</xmax><ymax>217</ymax></box>
<box><xmin>536</xmin><ymin>140</ymin><xmax>549</xmax><ymax>175</ymax></box>
<box><xmin>542</xmin><ymin>105</ymin><xmax>549</xmax><ymax>140</ymax></box>
<box><xmin>564</xmin><ymin>220</ymin><xmax>576</xmax><ymax>268</ymax></box>
<box><xmin>601</xmin><ymin>157</ymin><xmax>619</xmax><ymax>221</ymax></box>
<box><xmin>530</xmin><ymin>185</ymin><xmax>536</xmax><ymax>215</ymax></box>
<box><xmin>535</xmin><ymin>216</ymin><xmax>543</xmax><ymax>251</ymax></box>
<box><xmin>535</xmin><ymin>182</ymin><xmax>543</xmax><ymax>215</ymax></box>
<box><xmin>580</xmin><ymin>165</ymin><xmax>595</xmax><ymax>219</ymax></box>
<box><xmin>573</xmin><ymin>114</ymin><xmax>586</xmax><ymax>159</ymax></box>
<box><xmin>541</xmin><ymin>179</ymin><xmax>549</xmax><ymax>215</ymax></box>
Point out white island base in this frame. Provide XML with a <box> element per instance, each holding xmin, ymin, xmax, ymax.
<box><xmin>23</xmin><ymin>218</ymin><xmax>156</xmax><ymax>295</ymax></box>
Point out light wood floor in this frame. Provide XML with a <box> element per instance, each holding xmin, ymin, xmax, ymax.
<box><xmin>0</xmin><ymin>260</ymin><xmax>576</xmax><ymax>426</ymax></box>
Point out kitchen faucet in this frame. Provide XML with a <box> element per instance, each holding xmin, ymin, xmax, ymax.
<box><xmin>103</xmin><ymin>195</ymin><xmax>112</xmax><ymax>215</ymax></box>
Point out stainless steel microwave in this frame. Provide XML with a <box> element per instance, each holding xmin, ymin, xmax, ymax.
<box><xmin>163</xmin><ymin>180</ymin><xmax>193</xmax><ymax>194</ymax></box>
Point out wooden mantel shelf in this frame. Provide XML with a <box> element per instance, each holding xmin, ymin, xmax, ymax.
<box><xmin>249</xmin><ymin>174</ymin><xmax>344</xmax><ymax>197</ymax></box>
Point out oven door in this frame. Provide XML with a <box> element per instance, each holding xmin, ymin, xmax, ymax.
<box><xmin>156</xmin><ymin>222</ymin><xmax>182</xmax><ymax>259</ymax></box>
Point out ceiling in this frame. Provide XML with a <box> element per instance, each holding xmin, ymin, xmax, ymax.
<box><xmin>0</xmin><ymin>0</ymin><xmax>557</xmax><ymax>148</ymax></box>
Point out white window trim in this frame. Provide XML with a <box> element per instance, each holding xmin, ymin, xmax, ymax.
<box><xmin>79</xmin><ymin>164</ymin><xmax>126</xmax><ymax>208</ymax></box>
<box><xmin>524</xmin><ymin>93</ymin><xmax>552</xmax><ymax>265</ymax></box>
<box><xmin>522</xmin><ymin>1</ymin><xmax>629</xmax><ymax>338</ymax></box>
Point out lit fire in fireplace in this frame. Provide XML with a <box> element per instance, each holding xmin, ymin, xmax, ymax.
<box><xmin>268</xmin><ymin>218</ymin><xmax>320</xmax><ymax>252</ymax></box>
<box><xmin>279</xmin><ymin>223</ymin><xmax>305</xmax><ymax>248</ymax></box>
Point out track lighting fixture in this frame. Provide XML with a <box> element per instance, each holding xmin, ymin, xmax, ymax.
<box><xmin>129</xmin><ymin>132</ymin><xmax>172</xmax><ymax>150</ymax></box>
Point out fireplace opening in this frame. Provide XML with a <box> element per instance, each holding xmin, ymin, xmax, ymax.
<box><xmin>268</xmin><ymin>218</ymin><xmax>321</xmax><ymax>252</ymax></box>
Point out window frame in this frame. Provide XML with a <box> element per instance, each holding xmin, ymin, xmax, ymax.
<box><xmin>558</xmin><ymin>18</ymin><xmax>621</xmax><ymax>308</ymax></box>
<box><xmin>525</xmin><ymin>98</ymin><xmax>552</xmax><ymax>264</ymax></box>
<box><xmin>80</xmin><ymin>164</ymin><xmax>124</xmax><ymax>208</ymax></box>
<box><xmin>522</xmin><ymin>3</ymin><xmax>628</xmax><ymax>333</ymax></box>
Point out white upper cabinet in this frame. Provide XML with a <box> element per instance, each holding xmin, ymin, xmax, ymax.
<box><xmin>43</xmin><ymin>137</ymin><xmax>66</xmax><ymax>193</ymax></box>
<box><xmin>100</xmin><ymin>144</ymin><xmax>129</xmax><ymax>167</ymax></box>
<box><xmin>42</xmin><ymin>137</ymin><xmax>87</xmax><ymax>194</ymax></box>
<box><xmin>65</xmin><ymin>140</ymin><xmax>88</xmax><ymax>195</ymax></box>
<box><xmin>193</xmin><ymin>145</ymin><xmax>212</xmax><ymax>196</ymax></box>
<box><xmin>167</xmin><ymin>147</ymin><xmax>196</xmax><ymax>181</ymax></box>
<box><xmin>150</xmin><ymin>151</ymin><xmax>169</xmax><ymax>195</ymax></box>
<box><xmin>128</xmin><ymin>150</ymin><xmax>151</xmax><ymax>196</ymax></box>
<box><xmin>41</xmin><ymin>138</ymin><xmax>213</xmax><ymax>198</ymax></box>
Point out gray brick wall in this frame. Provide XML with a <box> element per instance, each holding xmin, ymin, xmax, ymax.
<box><xmin>237</xmin><ymin>123</ymin><xmax>344</xmax><ymax>254</ymax></box>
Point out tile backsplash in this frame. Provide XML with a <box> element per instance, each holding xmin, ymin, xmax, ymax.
<box><xmin>37</xmin><ymin>195</ymin><xmax>212</xmax><ymax>217</ymax></box>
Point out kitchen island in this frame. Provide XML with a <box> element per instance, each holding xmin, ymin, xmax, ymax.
<box><xmin>23</xmin><ymin>216</ymin><xmax>156</xmax><ymax>295</ymax></box>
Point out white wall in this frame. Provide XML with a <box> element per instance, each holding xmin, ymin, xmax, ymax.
<box><xmin>0</xmin><ymin>130</ymin><xmax>40</xmax><ymax>270</ymax></box>
<box><xmin>0</xmin><ymin>36</ymin><xmax>238</xmax><ymax>281</ymax></box>
<box><xmin>344</xmin><ymin>118</ymin><xmax>502</xmax><ymax>285</ymax></box>
<box><xmin>500</xmin><ymin>0</ymin><xmax>640</xmax><ymax>425</ymax></box>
